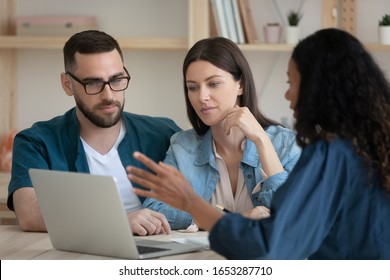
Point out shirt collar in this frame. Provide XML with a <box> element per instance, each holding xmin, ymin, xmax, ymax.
<box><xmin>194</xmin><ymin>129</ymin><xmax>259</xmax><ymax>168</ymax></box>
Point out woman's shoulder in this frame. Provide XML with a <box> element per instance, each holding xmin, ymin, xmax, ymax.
<box><xmin>168</xmin><ymin>129</ymin><xmax>208</xmax><ymax>156</ymax></box>
<box><xmin>325</xmin><ymin>138</ymin><xmax>357</xmax><ymax>158</ymax></box>
<box><xmin>265</xmin><ymin>125</ymin><xmax>298</xmax><ymax>147</ymax></box>
<box><xmin>266</xmin><ymin>125</ymin><xmax>296</xmax><ymax>137</ymax></box>
<box><xmin>304</xmin><ymin>138</ymin><xmax>357</xmax><ymax>164</ymax></box>
<box><xmin>170</xmin><ymin>128</ymin><xmax>204</xmax><ymax>144</ymax></box>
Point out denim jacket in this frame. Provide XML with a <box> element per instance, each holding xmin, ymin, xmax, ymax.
<box><xmin>143</xmin><ymin>125</ymin><xmax>301</xmax><ymax>229</ymax></box>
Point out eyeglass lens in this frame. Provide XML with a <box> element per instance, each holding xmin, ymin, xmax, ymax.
<box><xmin>85</xmin><ymin>77</ymin><xmax>129</xmax><ymax>94</ymax></box>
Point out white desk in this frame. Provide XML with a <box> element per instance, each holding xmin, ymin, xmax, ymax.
<box><xmin>0</xmin><ymin>225</ymin><xmax>224</xmax><ymax>260</ymax></box>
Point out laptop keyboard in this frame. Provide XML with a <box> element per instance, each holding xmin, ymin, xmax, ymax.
<box><xmin>137</xmin><ymin>245</ymin><xmax>170</xmax><ymax>254</ymax></box>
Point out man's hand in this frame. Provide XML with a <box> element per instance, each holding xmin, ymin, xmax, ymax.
<box><xmin>127</xmin><ymin>208</ymin><xmax>171</xmax><ymax>236</ymax></box>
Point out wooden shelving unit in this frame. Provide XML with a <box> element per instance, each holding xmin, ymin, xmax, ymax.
<box><xmin>1</xmin><ymin>0</ymin><xmax>389</xmax><ymax>137</ymax></box>
<box><xmin>0</xmin><ymin>35</ymin><xmax>188</xmax><ymax>50</ymax></box>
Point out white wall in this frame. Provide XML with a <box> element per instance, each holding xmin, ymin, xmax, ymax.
<box><xmin>14</xmin><ymin>0</ymin><xmax>390</xmax><ymax>130</ymax></box>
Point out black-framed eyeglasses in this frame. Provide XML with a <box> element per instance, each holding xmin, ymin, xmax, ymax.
<box><xmin>66</xmin><ymin>67</ymin><xmax>131</xmax><ymax>95</ymax></box>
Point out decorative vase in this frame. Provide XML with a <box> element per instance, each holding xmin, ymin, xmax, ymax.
<box><xmin>285</xmin><ymin>26</ymin><xmax>299</xmax><ymax>44</ymax></box>
<box><xmin>263</xmin><ymin>24</ymin><xmax>282</xmax><ymax>44</ymax></box>
<box><xmin>379</xmin><ymin>26</ymin><xmax>390</xmax><ymax>45</ymax></box>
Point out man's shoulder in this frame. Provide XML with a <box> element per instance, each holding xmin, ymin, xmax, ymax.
<box><xmin>19</xmin><ymin>109</ymin><xmax>76</xmax><ymax>136</ymax></box>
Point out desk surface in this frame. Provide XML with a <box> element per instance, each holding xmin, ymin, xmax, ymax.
<box><xmin>0</xmin><ymin>172</ymin><xmax>16</xmax><ymax>224</ymax></box>
<box><xmin>0</xmin><ymin>171</ymin><xmax>11</xmax><ymax>204</ymax></box>
<box><xmin>0</xmin><ymin>225</ymin><xmax>224</xmax><ymax>260</ymax></box>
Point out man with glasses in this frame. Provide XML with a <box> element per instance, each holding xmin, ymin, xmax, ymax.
<box><xmin>7</xmin><ymin>30</ymin><xmax>181</xmax><ymax>235</ymax></box>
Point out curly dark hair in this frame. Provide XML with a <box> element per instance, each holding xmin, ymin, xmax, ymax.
<box><xmin>292</xmin><ymin>28</ymin><xmax>390</xmax><ymax>191</ymax></box>
<box><xmin>182</xmin><ymin>37</ymin><xmax>278</xmax><ymax>135</ymax></box>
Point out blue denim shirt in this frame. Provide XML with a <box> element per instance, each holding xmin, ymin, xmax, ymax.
<box><xmin>144</xmin><ymin>125</ymin><xmax>301</xmax><ymax>229</ymax></box>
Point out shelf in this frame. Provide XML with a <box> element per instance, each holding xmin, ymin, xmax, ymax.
<box><xmin>0</xmin><ymin>36</ymin><xmax>188</xmax><ymax>50</ymax></box>
<box><xmin>1</xmin><ymin>36</ymin><xmax>292</xmax><ymax>51</ymax></box>
<box><xmin>2</xmin><ymin>36</ymin><xmax>388</xmax><ymax>52</ymax></box>
<box><xmin>239</xmin><ymin>43</ymin><xmax>293</xmax><ymax>52</ymax></box>
<box><xmin>239</xmin><ymin>43</ymin><xmax>390</xmax><ymax>52</ymax></box>
<box><xmin>365</xmin><ymin>44</ymin><xmax>390</xmax><ymax>52</ymax></box>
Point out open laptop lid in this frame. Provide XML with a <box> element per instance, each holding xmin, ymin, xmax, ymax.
<box><xmin>29</xmin><ymin>168</ymin><xmax>203</xmax><ymax>259</ymax></box>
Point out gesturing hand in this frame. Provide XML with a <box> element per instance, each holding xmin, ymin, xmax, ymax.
<box><xmin>127</xmin><ymin>152</ymin><xmax>198</xmax><ymax>214</ymax></box>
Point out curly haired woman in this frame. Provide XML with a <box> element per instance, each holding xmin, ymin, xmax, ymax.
<box><xmin>128</xmin><ymin>29</ymin><xmax>390</xmax><ymax>259</ymax></box>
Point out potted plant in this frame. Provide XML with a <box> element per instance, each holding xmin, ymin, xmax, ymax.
<box><xmin>379</xmin><ymin>14</ymin><xmax>390</xmax><ymax>45</ymax></box>
<box><xmin>286</xmin><ymin>10</ymin><xmax>303</xmax><ymax>44</ymax></box>
<box><xmin>263</xmin><ymin>22</ymin><xmax>282</xmax><ymax>44</ymax></box>
<box><xmin>287</xmin><ymin>10</ymin><xmax>303</xmax><ymax>26</ymax></box>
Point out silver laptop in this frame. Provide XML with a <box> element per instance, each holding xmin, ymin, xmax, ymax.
<box><xmin>29</xmin><ymin>168</ymin><xmax>204</xmax><ymax>259</ymax></box>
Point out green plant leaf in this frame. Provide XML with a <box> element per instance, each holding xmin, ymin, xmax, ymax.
<box><xmin>287</xmin><ymin>10</ymin><xmax>302</xmax><ymax>26</ymax></box>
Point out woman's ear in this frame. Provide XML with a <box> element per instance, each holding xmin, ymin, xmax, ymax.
<box><xmin>61</xmin><ymin>73</ymin><xmax>74</xmax><ymax>96</ymax></box>
<box><xmin>238</xmin><ymin>82</ymin><xmax>244</xmax><ymax>96</ymax></box>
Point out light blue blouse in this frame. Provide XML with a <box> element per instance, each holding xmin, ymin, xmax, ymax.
<box><xmin>143</xmin><ymin>125</ymin><xmax>301</xmax><ymax>229</ymax></box>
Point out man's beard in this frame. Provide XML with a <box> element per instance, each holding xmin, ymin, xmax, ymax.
<box><xmin>75</xmin><ymin>96</ymin><xmax>124</xmax><ymax>128</ymax></box>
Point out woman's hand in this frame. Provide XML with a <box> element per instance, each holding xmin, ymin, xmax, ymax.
<box><xmin>221</xmin><ymin>105</ymin><xmax>266</xmax><ymax>142</ymax></box>
<box><xmin>222</xmin><ymin>105</ymin><xmax>284</xmax><ymax>177</ymax></box>
<box><xmin>127</xmin><ymin>152</ymin><xmax>196</xmax><ymax>213</ymax></box>
<box><xmin>241</xmin><ymin>206</ymin><xmax>271</xmax><ymax>220</ymax></box>
<box><xmin>127</xmin><ymin>152</ymin><xmax>223</xmax><ymax>232</ymax></box>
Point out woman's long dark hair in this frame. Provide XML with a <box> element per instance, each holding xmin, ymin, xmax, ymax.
<box><xmin>292</xmin><ymin>28</ymin><xmax>390</xmax><ymax>191</ymax></box>
<box><xmin>183</xmin><ymin>37</ymin><xmax>278</xmax><ymax>135</ymax></box>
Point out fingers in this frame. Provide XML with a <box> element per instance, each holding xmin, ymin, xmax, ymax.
<box><xmin>256</xmin><ymin>206</ymin><xmax>271</xmax><ymax>219</ymax></box>
<box><xmin>128</xmin><ymin>151</ymin><xmax>194</xmax><ymax>214</ymax></box>
<box><xmin>147</xmin><ymin>211</ymin><xmax>171</xmax><ymax>235</ymax></box>
<box><xmin>221</xmin><ymin>106</ymin><xmax>248</xmax><ymax>135</ymax></box>
<box><xmin>158</xmin><ymin>162</ymin><xmax>183</xmax><ymax>177</ymax></box>
<box><xmin>127</xmin><ymin>152</ymin><xmax>180</xmax><ymax>193</ymax></box>
<box><xmin>220</xmin><ymin>104</ymin><xmax>240</xmax><ymax>118</ymax></box>
<box><xmin>132</xmin><ymin>187</ymin><xmax>157</xmax><ymax>199</ymax></box>
<box><xmin>127</xmin><ymin>167</ymin><xmax>157</xmax><ymax>191</ymax></box>
<box><xmin>128</xmin><ymin>209</ymin><xmax>171</xmax><ymax>236</ymax></box>
<box><xmin>156</xmin><ymin>212</ymin><xmax>171</xmax><ymax>235</ymax></box>
<box><xmin>127</xmin><ymin>153</ymin><xmax>162</xmax><ymax>191</ymax></box>
<box><xmin>133</xmin><ymin>151</ymin><xmax>163</xmax><ymax>174</ymax></box>
<box><xmin>241</xmin><ymin>206</ymin><xmax>271</xmax><ymax>220</ymax></box>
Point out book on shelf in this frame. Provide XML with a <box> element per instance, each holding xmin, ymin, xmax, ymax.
<box><xmin>210</xmin><ymin>0</ymin><xmax>256</xmax><ymax>44</ymax></box>
<box><xmin>209</xmin><ymin>0</ymin><xmax>220</xmax><ymax>37</ymax></box>
<box><xmin>231</xmin><ymin>0</ymin><xmax>245</xmax><ymax>44</ymax></box>
<box><xmin>210</xmin><ymin>0</ymin><xmax>242</xmax><ymax>43</ymax></box>
<box><xmin>237</xmin><ymin>0</ymin><xmax>259</xmax><ymax>44</ymax></box>
<box><xmin>210</xmin><ymin>0</ymin><xmax>229</xmax><ymax>39</ymax></box>
<box><xmin>222</xmin><ymin>0</ymin><xmax>238</xmax><ymax>43</ymax></box>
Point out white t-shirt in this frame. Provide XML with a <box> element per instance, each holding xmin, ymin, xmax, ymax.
<box><xmin>81</xmin><ymin>123</ymin><xmax>142</xmax><ymax>212</ymax></box>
